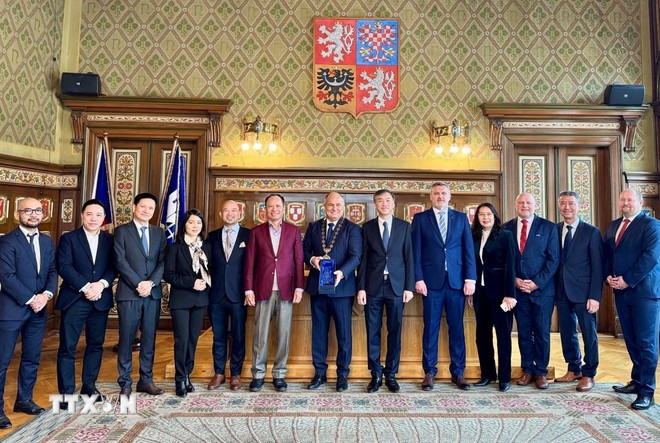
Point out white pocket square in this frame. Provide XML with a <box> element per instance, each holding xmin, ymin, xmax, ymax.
<box><xmin>239</xmin><ymin>242</ymin><xmax>246</xmax><ymax>248</ymax></box>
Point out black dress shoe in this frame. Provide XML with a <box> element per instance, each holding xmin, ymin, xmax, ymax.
<box><xmin>185</xmin><ymin>375</ymin><xmax>195</xmax><ymax>393</ymax></box>
<box><xmin>80</xmin><ymin>387</ymin><xmax>107</xmax><ymax>403</ymax></box>
<box><xmin>13</xmin><ymin>399</ymin><xmax>45</xmax><ymax>415</ymax></box>
<box><xmin>175</xmin><ymin>381</ymin><xmax>187</xmax><ymax>397</ymax></box>
<box><xmin>499</xmin><ymin>382</ymin><xmax>510</xmax><ymax>392</ymax></box>
<box><xmin>474</xmin><ymin>378</ymin><xmax>497</xmax><ymax>387</ymax></box>
<box><xmin>59</xmin><ymin>401</ymin><xmax>69</xmax><ymax>411</ymax></box>
<box><xmin>631</xmin><ymin>394</ymin><xmax>655</xmax><ymax>410</ymax></box>
<box><xmin>451</xmin><ymin>375</ymin><xmax>471</xmax><ymax>390</ymax></box>
<box><xmin>385</xmin><ymin>377</ymin><xmax>400</xmax><ymax>393</ymax></box>
<box><xmin>120</xmin><ymin>386</ymin><xmax>132</xmax><ymax>397</ymax></box>
<box><xmin>613</xmin><ymin>381</ymin><xmax>639</xmax><ymax>394</ymax></box>
<box><xmin>249</xmin><ymin>378</ymin><xmax>264</xmax><ymax>392</ymax></box>
<box><xmin>273</xmin><ymin>378</ymin><xmax>288</xmax><ymax>392</ymax></box>
<box><xmin>336</xmin><ymin>376</ymin><xmax>348</xmax><ymax>392</ymax></box>
<box><xmin>307</xmin><ymin>375</ymin><xmax>327</xmax><ymax>390</ymax></box>
<box><xmin>0</xmin><ymin>412</ymin><xmax>11</xmax><ymax>429</ymax></box>
<box><xmin>136</xmin><ymin>381</ymin><xmax>164</xmax><ymax>395</ymax></box>
<box><xmin>366</xmin><ymin>375</ymin><xmax>382</xmax><ymax>393</ymax></box>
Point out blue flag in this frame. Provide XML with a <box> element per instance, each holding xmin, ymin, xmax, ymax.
<box><xmin>91</xmin><ymin>138</ymin><xmax>115</xmax><ymax>226</ymax></box>
<box><xmin>160</xmin><ymin>139</ymin><xmax>187</xmax><ymax>244</ymax></box>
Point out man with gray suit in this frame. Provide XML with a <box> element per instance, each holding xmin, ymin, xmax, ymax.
<box><xmin>554</xmin><ymin>191</ymin><xmax>603</xmax><ymax>392</ymax></box>
<box><xmin>114</xmin><ymin>193</ymin><xmax>166</xmax><ymax>397</ymax></box>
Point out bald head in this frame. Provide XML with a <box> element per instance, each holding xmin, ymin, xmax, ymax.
<box><xmin>17</xmin><ymin>197</ymin><xmax>44</xmax><ymax>230</ymax></box>
<box><xmin>515</xmin><ymin>192</ymin><xmax>537</xmax><ymax>219</ymax></box>
<box><xmin>324</xmin><ymin>192</ymin><xmax>345</xmax><ymax>222</ymax></box>
<box><xmin>221</xmin><ymin>200</ymin><xmax>241</xmax><ymax>227</ymax></box>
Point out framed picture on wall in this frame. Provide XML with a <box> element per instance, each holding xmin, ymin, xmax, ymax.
<box><xmin>253</xmin><ymin>202</ymin><xmax>267</xmax><ymax>224</ymax></box>
<box><xmin>0</xmin><ymin>194</ymin><xmax>8</xmax><ymax>224</ymax></box>
<box><xmin>346</xmin><ymin>203</ymin><xmax>366</xmax><ymax>225</ymax></box>
<box><xmin>404</xmin><ymin>203</ymin><xmax>425</xmax><ymax>223</ymax></box>
<box><xmin>285</xmin><ymin>202</ymin><xmax>307</xmax><ymax>226</ymax></box>
<box><xmin>315</xmin><ymin>202</ymin><xmax>326</xmax><ymax>221</ymax></box>
<box><xmin>463</xmin><ymin>203</ymin><xmax>480</xmax><ymax>225</ymax></box>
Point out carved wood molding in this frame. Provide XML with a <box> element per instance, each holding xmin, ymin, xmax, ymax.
<box><xmin>58</xmin><ymin>95</ymin><xmax>232</xmax><ymax>148</ymax></box>
<box><xmin>480</xmin><ymin>103</ymin><xmax>648</xmax><ymax>152</ymax></box>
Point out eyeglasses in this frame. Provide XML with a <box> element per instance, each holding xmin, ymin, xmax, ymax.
<box><xmin>18</xmin><ymin>207</ymin><xmax>44</xmax><ymax>215</ymax></box>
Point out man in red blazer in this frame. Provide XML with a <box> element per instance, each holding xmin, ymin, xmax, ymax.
<box><xmin>244</xmin><ymin>194</ymin><xmax>304</xmax><ymax>392</ymax></box>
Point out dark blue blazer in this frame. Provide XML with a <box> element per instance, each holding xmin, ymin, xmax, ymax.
<box><xmin>208</xmin><ymin>226</ymin><xmax>250</xmax><ymax>304</ymax></box>
<box><xmin>55</xmin><ymin>227</ymin><xmax>116</xmax><ymax>311</ymax></box>
<box><xmin>0</xmin><ymin>228</ymin><xmax>57</xmax><ymax>321</ymax></box>
<box><xmin>603</xmin><ymin>213</ymin><xmax>660</xmax><ymax>299</ymax></box>
<box><xmin>411</xmin><ymin>208</ymin><xmax>476</xmax><ymax>290</ymax></box>
<box><xmin>303</xmin><ymin>218</ymin><xmax>362</xmax><ymax>297</ymax></box>
<box><xmin>503</xmin><ymin>216</ymin><xmax>559</xmax><ymax>298</ymax></box>
<box><xmin>556</xmin><ymin>221</ymin><xmax>604</xmax><ymax>303</ymax></box>
<box><xmin>357</xmin><ymin>217</ymin><xmax>415</xmax><ymax>296</ymax></box>
<box><xmin>113</xmin><ymin>222</ymin><xmax>166</xmax><ymax>301</ymax></box>
<box><xmin>473</xmin><ymin>229</ymin><xmax>516</xmax><ymax>301</ymax></box>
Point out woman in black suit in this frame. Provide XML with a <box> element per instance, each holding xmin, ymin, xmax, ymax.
<box><xmin>164</xmin><ymin>209</ymin><xmax>211</xmax><ymax>397</ymax></box>
<box><xmin>469</xmin><ymin>203</ymin><xmax>517</xmax><ymax>392</ymax></box>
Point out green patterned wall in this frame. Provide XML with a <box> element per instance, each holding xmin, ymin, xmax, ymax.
<box><xmin>0</xmin><ymin>0</ymin><xmax>63</xmax><ymax>151</ymax></box>
<box><xmin>75</xmin><ymin>0</ymin><xmax>646</xmax><ymax>169</ymax></box>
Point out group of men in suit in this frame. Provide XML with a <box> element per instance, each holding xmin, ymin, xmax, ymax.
<box><xmin>0</xmin><ymin>184</ymin><xmax>657</xmax><ymax>430</ymax></box>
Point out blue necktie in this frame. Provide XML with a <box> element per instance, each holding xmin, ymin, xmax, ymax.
<box><xmin>562</xmin><ymin>225</ymin><xmax>572</xmax><ymax>260</ymax></box>
<box><xmin>438</xmin><ymin>211</ymin><xmax>447</xmax><ymax>243</ymax></box>
<box><xmin>140</xmin><ymin>226</ymin><xmax>149</xmax><ymax>254</ymax></box>
<box><xmin>382</xmin><ymin>221</ymin><xmax>389</xmax><ymax>250</ymax></box>
<box><xmin>326</xmin><ymin>223</ymin><xmax>335</xmax><ymax>245</ymax></box>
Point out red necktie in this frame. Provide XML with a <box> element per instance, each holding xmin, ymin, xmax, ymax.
<box><xmin>519</xmin><ymin>219</ymin><xmax>528</xmax><ymax>253</ymax></box>
<box><xmin>615</xmin><ymin>218</ymin><xmax>630</xmax><ymax>247</ymax></box>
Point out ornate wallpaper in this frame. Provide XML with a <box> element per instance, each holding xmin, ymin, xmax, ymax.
<box><xmin>0</xmin><ymin>0</ymin><xmax>63</xmax><ymax>151</ymax></box>
<box><xmin>75</xmin><ymin>0</ymin><xmax>647</xmax><ymax>170</ymax></box>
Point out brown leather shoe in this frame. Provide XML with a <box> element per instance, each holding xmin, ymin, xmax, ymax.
<box><xmin>136</xmin><ymin>381</ymin><xmax>164</xmax><ymax>395</ymax></box>
<box><xmin>421</xmin><ymin>374</ymin><xmax>435</xmax><ymax>391</ymax></box>
<box><xmin>450</xmin><ymin>375</ymin><xmax>470</xmax><ymax>390</ymax></box>
<box><xmin>517</xmin><ymin>372</ymin><xmax>533</xmax><ymax>386</ymax></box>
<box><xmin>576</xmin><ymin>376</ymin><xmax>594</xmax><ymax>392</ymax></box>
<box><xmin>535</xmin><ymin>375</ymin><xmax>549</xmax><ymax>389</ymax></box>
<box><xmin>229</xmin><ymin>376</ymin><xmax>242</xmax><ymax>390</ymax></box>
<box><xmin>207</xmin><ymin>374</ymin><xmax>225</xmax><ymax>390</ymax></box>
<box><xmin>554</xmin><ymin>371</ymin><xmax>582</xmax><ymax>383</ymax></box>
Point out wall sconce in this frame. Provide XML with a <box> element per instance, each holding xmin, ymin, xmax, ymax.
<box><xmin>430</xmin><ymin>119</ymin><xmax>470</xmax><ymax>155</ymax></box>
<box><xmin>241</xmin><ymin>116</ymin><xmax>280</xmax><ymax>152</ymax></box>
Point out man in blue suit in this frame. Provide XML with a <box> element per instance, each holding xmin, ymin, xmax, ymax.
<box><xmin>357</xmin><ymin>189</ymin><xmax>415</xmax><ymax>393</ymax></box>
<box><xmin>605</xmin><ymin>188</ymin><xmax>660</xmax><ymax>410</ymax></box>
<box><xmin>412</xmin><ymin>182</ymin><xmax>476</xmax><ymax>391</ymax></box>
<box><xmin>503</xmin><ymin>192</ymin><xmax>559</xmax><ymax>390</ymax></box>
<box><xmin>207</xmin><ymin>200</ymin><xmax>250</xmax><ymax>391</ymax></box>
<box><xmin>56</xmin><ymin>199</ymin><xmax>116</xmax><ymax>407</ymax></box>
<box><xmin>113</xmin><ymin>193</ymin><xmax>166</xmax><ymax>397</ymax></box>
<box><xmin>0</xmin><ymin>197</ymin><xmax>57</xmax><ymax>429</ymax></box>
<box><xmin>554</xmin><ymin>191</ymin><xmax>603</xmax><ymax>392</ymax></box>
<box><xmin>304</xmin><ymin>192</ymin><xmax>362</xmax><ymax>392</ymax></box>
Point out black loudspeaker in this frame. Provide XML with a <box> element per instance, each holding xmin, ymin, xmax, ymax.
<box><xmin>604</xmin><ymin>84</ymin><xmax>644</xmax><ymax>106</ymax></box>
<box><xmin>61</xmin><ymin>72</ymin><xmax>101</xmax><ymax>96</ymax></box>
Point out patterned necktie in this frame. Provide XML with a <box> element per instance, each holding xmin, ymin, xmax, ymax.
<box><xmin>326</xmin><ymin>222</ymin><xmax>335</xmax><ymax>245</ymax></box>
<box><xmin>438</xmin><ymin>211</ymin><xmax>447</xmax><ymax>243</ymax></box>
<box><xmin>615</xmin><ymin>218</ymin><xmax>630</xmax><ymax>247</ymax></box>
<box><xmin>225</xmin><ymin>228</ymin><xmax>233</xmax><ymax>261</ymax></box>
<box><xmin>382</xmin><ymin>221</ymin><xmax>390</xmax><ymax>250</ymax></box>
<box><xmin>562</xmin><ymin>225</ymin><xmax>573</xmax><ymax>260</ymax></box>
<box><xmin>140</xmin><ymin>226</ymin><xmax>149</xmax><ymax>254</ymax></box>
<box><xmin>520</xmin><ymin>219</ymin><xmax>528</xmax><ymax>253</ymax></box>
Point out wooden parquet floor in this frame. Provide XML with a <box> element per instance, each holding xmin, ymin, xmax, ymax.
<box><xmin>0</xmin><ymin>329</ymin><xmax>654</xmax><ymax>439</ymax></box>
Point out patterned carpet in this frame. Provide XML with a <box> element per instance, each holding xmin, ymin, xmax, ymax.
<box><xmin>4</xmin><ymin>382</ymin><xmax>660</xmax><ymax>443</ymax></box>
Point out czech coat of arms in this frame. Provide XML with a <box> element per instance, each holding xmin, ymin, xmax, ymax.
<box><xmin>314</xmin><ymin>18</ymin><xmax>399</xmax><ymax>117</ymax></box>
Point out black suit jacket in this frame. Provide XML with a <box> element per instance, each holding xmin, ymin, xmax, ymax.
<box><xmin>556</xmin><ymin>221</ymin><xmax>604</xmax><ymax>303</ymax></box>
<box><xmin>55</xmin><ymin>227</ymin><xmax>116</xmax><ymax>311</ymax></box>
<box><xmin>163</xmin><ymin>241</ymin><xmax>211</xmax><ymax>309</ymax></box>
<box><xmin>0</xmin><ymin>228</ymin><xmax>57</xmax><ymax>321</ymax></box>
<box><xmin>357</xmin><ymin>217</ymin><xmax>414</xmax><ymax>295</ymax></box>
<box><xmin>113</xmin><ymin>221</ymin><xmax>166</xmax><ymax>301</ymax></box>
<box><xmin>303</xmin><ymin>217</ymin><xmax>362</xmax><ymax>297</ymax></box>
<box><xmin>473</xmin><ymin>229</ymin><xmax>516</xmax><ymax>301</ymax></box>
<box><xmin>208</xmin><ymin>226</ymin><xmax>250</xmax><ymax>304</ymax></box>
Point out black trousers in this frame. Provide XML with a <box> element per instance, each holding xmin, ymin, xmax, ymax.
<box><xmin>473</xmin><ymin>285</ymin><xmax>513</xmax><ymax>383</ymax></box>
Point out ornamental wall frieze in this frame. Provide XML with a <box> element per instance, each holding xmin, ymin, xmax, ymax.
<box><xmin>629</xmin><ymin>183</ymin><xmax>659</xmax><ymax>196</ymax></box>
<box><xmin>215</xmin><ymin>178</ymin><xmax>495</xmax><ymax>194</ymax></box>
<box><xmin>503</xmin><ymin>121</ymin><xmax>620</xmax><ymax>130</ymax></box>
<box><xmin>86</xmin><ymin>115</ymin><xmax>209</xmax><ymax>125</ymax></box>
<box><xmin>0</xmin><ymin>167</ymin><xmax>78</xmax><ymax>188</ymax></box>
